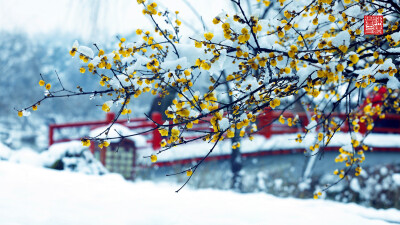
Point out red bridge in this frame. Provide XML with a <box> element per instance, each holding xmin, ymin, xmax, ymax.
<box><xmin>49</xmin><ymin>110</ymin><xmax>400</xmax><ymax>177</ymax></box>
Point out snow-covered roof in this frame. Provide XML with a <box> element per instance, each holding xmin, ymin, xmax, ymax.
<box><xmin>89</xmin><ymin>123</ymin><xmax>147</xmax><ymax>147</ymax></box>
<box><xmin>137</xmin><ymin>133</ymin><xmax>400</xmax><ymax>163</ymax></box>
<box><xmin>43</xmin><ymin>141</ymin><xmax>86</xmax><ymax>166</ymax></box>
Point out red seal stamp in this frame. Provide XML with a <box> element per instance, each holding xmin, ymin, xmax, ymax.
<box><xmin>364</xmin><ymin>15</ymin><xmax>383</xmax><ymax>35</ymax></box>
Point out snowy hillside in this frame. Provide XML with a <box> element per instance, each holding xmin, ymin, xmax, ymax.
<box><xmin>0</xmin><ymin>161</ymin><xmax>399</xmax><ymax>225</ymax></box>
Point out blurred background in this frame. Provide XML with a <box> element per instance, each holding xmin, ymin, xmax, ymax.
<box><xmin>0</xmin><ymin>0</ymin><xmax>400</xmax><ymax>217</ymax></box>
<box><xmin>1</xmin><ymin>0</ymin><xmax>235</xmax><ymax>150</ymax></box>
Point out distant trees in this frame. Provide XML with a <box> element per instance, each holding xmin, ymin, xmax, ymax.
<box><xmin>21</xmin><ymin>0</ymin><xmax>400</xmax><ymax>194</ymax></box>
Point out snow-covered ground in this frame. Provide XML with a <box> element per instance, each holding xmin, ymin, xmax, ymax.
<box><xmin>1</xmin><ymin>161</ymin><xmax>399</xmax><ymax>225</ymax></box>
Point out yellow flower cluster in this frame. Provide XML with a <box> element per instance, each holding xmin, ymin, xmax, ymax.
<box><xmin>81</xmin><ymin>138</ymin><xmax>91</xmax><ymax>147</ymax></box>
<box><xmin>98</xmin><ymin>141</ymin><xmax>110</xmax><ymax>149</ymax></box>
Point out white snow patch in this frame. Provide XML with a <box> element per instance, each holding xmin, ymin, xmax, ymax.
<box><xmin>306</xmin><ymin>120</ymin><xmax>317</xmax><ymax>130</ymax></box>
<box><xmin>218</xmin><ymin>118</ymin><xmax>230</xmax><ymax>131</ymax></box>
<box><xmin>380</xmin><ymin>167</ymin><xmax>388</xmax><ymax>176</ymax></box>
<box><xmin>392</xmin><ymin>174</ymin><xmax>400</xmax><ymax>186</ymax></box>
<box><xmin>8</xmin><ymin>148</ymin><xmax>43</xmax><ymax>167</ymax></box>
<box><xmin>1</xmin><ymin>161</ymin><xmax>399</xmax><ymax>225</ymax></box>
<box><xmin>350</xmin><ymin>179</ymin><xmax>361</xmax><ymax>193</ymax></box>
<box><xmin>331</xmin><ymin>31</ymin><xmax>351</xmax><ymax>48</ymax></box>
<box><xmin>90</xmin><ymin>123</ymin><xmax>147</xmax><ymax>147</ymax></box>
<box><xmin>0</xmin><ymin>142</ymin><xmax>12</xmax><ymax>160</ymax></box>
<box><xmin>392</xmin><ymin>31</ymin><xmax>400</xmax><ymax>42</ymax></box>
<box><xmin>78</xmin><ymin>46</ymin><xmax>94</xmax><ymax>59</ymax></box>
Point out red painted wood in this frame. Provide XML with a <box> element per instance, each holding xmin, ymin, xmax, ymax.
<box><xmin>49</xmin><ymin>125</ymin><xmax>54</xmax><ymax>146</ymax></box>
<box><xmin>152</xmin><ymin>112</ymin><xmax>163</xmax><ymax>150</ymax></box>
<box><xmin>100</xmin><ymin>148</ymin><xmax>106</xmax><ymax>166</ymax></box>
<box><xmin>48</xmin><ymin>111</ymin><xmax>400</xmax><ymax>169</ymax></box>
<box><xmin>89</xmin><ymin>141</ymin><xmax>95</xmax><ymax>154</ymax></box>
<box><xmin>49</xmin><ymin>111</ymin><xmax>400</xmax><ymax>148</ymax></box>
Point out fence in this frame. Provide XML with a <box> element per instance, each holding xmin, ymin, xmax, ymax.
<box><xmin>48</xmin><ymin>111</ymin><xmax>400</xmax><ymax>177</ymax></box>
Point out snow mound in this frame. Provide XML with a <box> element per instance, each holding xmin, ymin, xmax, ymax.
<box><xmin>90</xmin><ymin>123</ymin><xmax>147</xmax><ymax>147</ymax></box>
<box><xmin>8</xmin><ymin>148</ymin><xmax>43</xmax><ymax>167</ymax></box>
<box><xmin>0</xmin><ymin>161</ymin><xmax>399</xmax><ymax>225</ymax></box>
<box><xmin>0</xmin><ymin>142</ymin><xmax>12</xmax><ymax>160</ymax></box>
<box><xmin>41</xmin><ymin>141</ymin><xmax>107</xmax><ymax>175</ymax></box>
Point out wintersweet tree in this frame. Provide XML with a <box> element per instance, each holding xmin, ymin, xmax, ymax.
<box><xmin>19</xmin><ymin>0</ymin><xmax>400</xmax><ymax>195</ymax></box>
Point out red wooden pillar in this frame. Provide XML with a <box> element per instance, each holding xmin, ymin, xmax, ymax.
<box><xmin>257</xmin><ymin>108</ymin><xmax>273</xmax><ymax>139</ymax></box>
<box><xmin>101</xmin><ymin>113</ymin><xmax>115</xmax><ymax>165</ymax></box>
<box><xmin>49</xmin><ymin>125</ymin><xmax>55</xmax><ymax>146</ymax></box>
<box><xmin>264</xmin><ymin>110</ymin><xmax>273</xmax><ymax>138</ymax></box>
<box><xmin>100</xmin><ymin>147</ymin><xmax>106</xmax><ymax>166</ymax></box>
<box><xmin>152</xmin><ymin>112</ymin><xmax>163</xmax><ymax>150</ymax></box>
<box><xmin>106</xmin><ymin>112</ymin><xmax>115</xmax><ymax>123</ymax></box>
<box><xmin>359</xmin><ymin>120</ymin><xmax>367</xmax><ymax>134</ymax></box>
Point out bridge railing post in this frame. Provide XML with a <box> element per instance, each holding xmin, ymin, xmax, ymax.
<box><xmin>151</xmin><ymin>112</ymin><xmax>163</xmax><ymax>150</ymax></box>
<box><xmin>49</xmin><ymin>125</ymin><xmax>55</xmax><ymax>146</ymax></box>
<box><xmin>106</xmin><ymin>112</ymin><xmax>115</xmax><ymax>123</ymax></box>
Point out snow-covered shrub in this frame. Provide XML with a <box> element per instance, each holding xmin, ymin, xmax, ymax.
<box><xmin>322</xmin><ymin>164</ymin><xmax>400</xmax><ymax>209</ymax></box>
<box><xmin>138</xmin><ymin>157</ymin><xmax>400</xmax><ymax>209</ymax></box>
<box><xmin>8</xmin><ymin>148</ymin><xmax>44</xmax><ymax>167</ymax></box>
<box><xmin>41</xmin><ymin>141</ymin><xmax>107</xmax><ymax>175</ymax></box>
<box><xmin>0</xmin><ymin>142</ymin><xmax>13</xmax><ymax>161</ymax></box>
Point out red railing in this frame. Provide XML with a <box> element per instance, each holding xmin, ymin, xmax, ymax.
<box><xmin>49</xmin><ymin>111</ymin><xmax>400</xmax><ymax>150</ymax></box>
<box><xmin>49</xmin><ymin>112</ymin><xmax>162</xmax><ymax>150</ymax></box>
<box><xmin>48</xmin><ymin>111</ymin><xmax>400</xmax><ymax>170</ymax></box>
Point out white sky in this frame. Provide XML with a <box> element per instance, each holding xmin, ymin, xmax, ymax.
<box><xmin>0</xmin><ymin>0</ymin><xmax>235</xmax><ymax>41</ymax></box>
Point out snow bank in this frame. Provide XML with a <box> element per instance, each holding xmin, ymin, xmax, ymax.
<box><xmin>0</xmin><ymin>161</ymin><xmax>398</xmax><ymax>225</ymax></box>
<box><xmin>0</xmin><ymin>142</ymin><xmax>12</xmax><ymax>160</ymax></box>
<box><xmin>41</xmin><ymin>141</ymin><xmax>107</xmax><ymax>175</ymax></box>
<box><xmin>2</xmin><ymin>141</ymin><xmax>107</xmax><ymax>175</ymax></box>
<box><xmin>8</xmin><ymin>148</ymin><xmax>43</xmax><ymax>167</ymax></box>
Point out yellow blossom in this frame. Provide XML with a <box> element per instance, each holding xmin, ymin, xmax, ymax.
<box><xmin>329</xmin><ymin>15</ymin><xmax>336</xmax><ymax>22</ymax></box>
<box><xmin>336</xmin><ymin>64</ymin><xmax>344</xmax><ymax>72</ymax></box>
<box><xmin>339</xmin><ymin>45</ymin><xmax>348</xmax><ymax>53</ymax></box>
<box><xmin>212</xmin><ymin>17</ymin><xmax>220</xmax><ymax>24</ymax></box>
<box><xmin>81</xmin><ymin>138</ymin><xmax>91</xmax><ymax>147</ymax></box>
<box><xmin>171</xmin><ymin>127</ymin><xmax>180</xmax><ymax>137</ymax></box>
<box><xmin>69</xmin><ymin>48</ymin><xmax>77</xmax><ymax>56</ymax></box>
<box><xmin>349</xmin><ymin>54</ymin><xmax>359</xmax><ymax>64</ymax></box>
<box><xmin>159</xmin><ymin>128</ymin><xmax>168</xmax><ymax>136</ymax></box>
<box><xmin>102</xmin><ymin>103</ymin><xmax>110</xmax><ymax>112</ymax></box>
<box><xmin>270</xmin><ymin>59</ymin><xmax>277</xmax><ymax>67</ymax></box>
<box><xmin>204</xmin><ymin>32</ymin><xmax>214</xmax><ymax>41</ymax></box>
<box><xmin>150</xmin><ymin>154</ymin><xmax>157</xmax><ymax>163</ymax></box>
<box><xmin>195</xmin><ymin>41</ymin><xmax>202</xmax><ymax>48</ymax></box>
<box><xmin>312</xmin><ymin>18</ymin><xmax>318</xmax><ymax>25</ymax></box>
